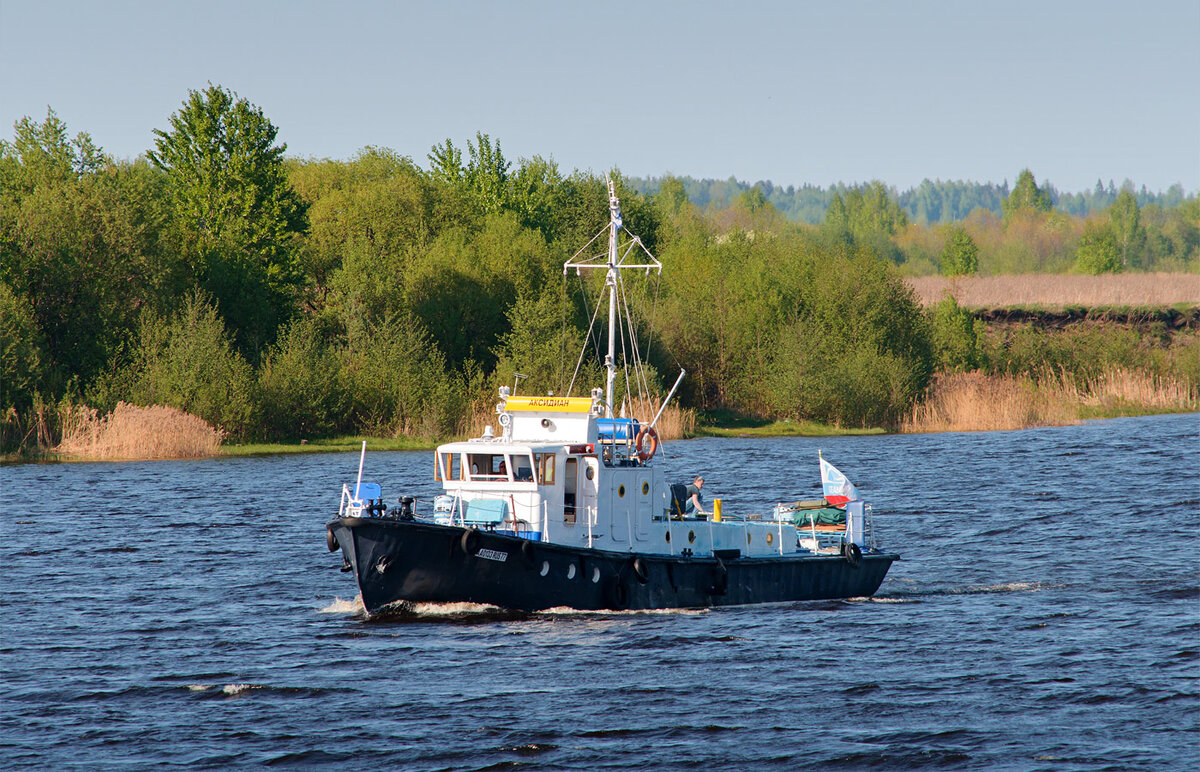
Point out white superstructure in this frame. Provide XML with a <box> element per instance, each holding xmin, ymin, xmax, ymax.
<box><xmin>433</xmin><ymin>387</ymin><xmax>802</xmax><ymax>558</ymax></box>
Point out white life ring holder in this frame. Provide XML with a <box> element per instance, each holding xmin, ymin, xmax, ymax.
<box><xmin>635</xmin><ymin>426</ymin><xmax>659</xmax><ymax>462</ymax></box>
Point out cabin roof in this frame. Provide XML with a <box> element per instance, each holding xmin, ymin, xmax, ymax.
<box><xmin>436</xmin><ymin>441</ymin><xmax>571</xmax><ymax>454</ymax></box>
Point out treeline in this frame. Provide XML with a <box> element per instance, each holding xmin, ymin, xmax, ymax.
<box><xmin>2</xmin><ymin>87</ymin><xmax>1196</xmax><ymax>451</ymax></box>
<box><xmin>628</xmin><ymin>175</ymin><xmax>1196</xmax><ymax>226</ymax></box>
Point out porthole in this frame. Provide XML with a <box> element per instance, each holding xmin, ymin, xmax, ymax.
<box><xmin>642</xmin><ymin>482</ymin><xmax>649</xmax><ymax>495</ymax></box>
<box><xmin>540</xmin><ymin>560</ymin><xmax>550</xmax><ymax>577</ymax></box>
<box><xmin>688</xmin><ymin>530</ymin><xmax>696</xmax><ymax>544</ymax></box>
<box><xmin>766</xmin><ymin>532</ymin><xmax>775</xmax><ymax>546</ymax></box>
<box><xmin>618</xmin><ymin>484</ymin><xmax>626</xmax><ymax>498</ymax></box>
<box><xmin>567</xmin><ymin>563</ymin><xmax>577</xmax><ymax>580</ymax></box>
<box><xmin>591</xmin><ymin>567</ymin><xmax>600</xmax><ymax>583</ymax></box>
<box><xmin>585</xmin><ymin>466</ymin><xmax>595</xmax><ymax>480</ymax></box>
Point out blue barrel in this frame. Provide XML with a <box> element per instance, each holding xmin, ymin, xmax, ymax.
<box><xmin>597</xmin><ymin>418</ymin><xmax>640</xmax><ymax>441</ymax></box>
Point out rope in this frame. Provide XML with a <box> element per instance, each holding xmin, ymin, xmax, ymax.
<box><xmin>567</xmin><ymin>271</ymin><xmax>604</xmax><ymax>397</ymax></box>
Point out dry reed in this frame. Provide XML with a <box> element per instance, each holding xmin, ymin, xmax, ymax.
<box><xmin>1066</xmin><ymin>368</ymin><xmax>1198</xmax><ymax>411</ymax></box>
<box><xmin>902</xmin><ymin>372</ymin><xmax>1076</xmax><ymax>433</ymax></box>
<box><xmin>906</xmin><ymin>273</ymin><xmax>1200</xmax><ymax>308</ymax></box>
<box><xmin>625</xmin><ymin>397</ymin><xmax>696</xmax><ymax>440</ymax></box>
<box><xmin>903</xmin><ymin>368</ymin><xmax>1198</xmax><ymax>433</ymax></box>
<box><xmin>56</xmin><ymin>402</ymin><xmax>225</xmax><ymax>460</ymax></box>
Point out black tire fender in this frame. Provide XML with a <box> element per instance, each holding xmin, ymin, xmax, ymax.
<box><xmin>632</xmin><ymin>557</ymin><xmax>649</xmax><ymax>584</ymax></box>
<box><xmin>520</xmin><ymin>541</ymin><xmax>537</xmax><ymax>569</ymax></box>
<box><xmin>326</xmin><ymin>528</ymin><xmax>339</xmax><ymax>552</ymax></box>
<box><xmin>709</xmin><ymin>570</ymin><xmax>728</xmax><ymax>595</ymax></box>
<box><xmin>844</xmin><ymin>542</ymin><xmax>861</xmax><ymax>567</ymax></box>
<box><xmin>460</xmin><ymin>527</ymin><xmax>481</xmax><ymax>556</ymax></box>
<box><xmin>606</xmin><ymin>577</ymin><xmax>630</xmax><ymax>610</ymax></box>
<box><xmin>707</xmin><ymin>556</ymin><xmax>729</xmax><ymax>595</ymax></box>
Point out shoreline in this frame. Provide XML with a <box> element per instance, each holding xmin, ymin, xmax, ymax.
<box><xmin>6</xmin><ymin>406</ymin><xmax>1193</xmax><ymax>464</ymax></box>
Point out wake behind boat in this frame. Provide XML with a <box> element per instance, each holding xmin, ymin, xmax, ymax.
<box><xmin>325</xmin><ymin>180</ymin><xmax>897</xmax><ymax>615</ymax></box>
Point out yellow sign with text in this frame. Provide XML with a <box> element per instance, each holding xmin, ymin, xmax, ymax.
<box><xmin>504</xmin><ymin>396</ymin><xmax>593</xmax><ymax>413</ymax></box>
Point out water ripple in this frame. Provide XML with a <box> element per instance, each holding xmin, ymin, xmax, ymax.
<box><xmin>1</xmin><ymin>413</ymin><xmax>1198</xmax><ymax>770</ymax></box>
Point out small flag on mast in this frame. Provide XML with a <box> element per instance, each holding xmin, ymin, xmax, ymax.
<box><xmin>819</xmin><ymin>453</ymin><xmax>860</xmax><ymax>506</ymax></box>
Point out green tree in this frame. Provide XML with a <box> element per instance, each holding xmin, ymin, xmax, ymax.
<box><xmin>426</xmin><ymin>132</ymin><xmax>512</xmax><ymax>216</ymax></box>
<box><xmin>0</xmin><ymin>281</ymin><xmax>44</xmax><ymax>411</ymax></box>
<box><xmin>656</xmin><ymin>175</ymin><xmax>689</xmax><ymax>218</ymax></box>
<box><xmin>929</xmin><ymin>295</ymin><xmax>982</xmax><ymax>371</ymax></box>
<box><xmin>0</xmin><ymin>108</ymin><xmax>106</xmax><ymax>192</ymax></box>
<box><xmin>1108</xmin><ymin>189</ymin><xmax>1145</xmax><ymax>268</ymax></box>
<box><xmin>1139</xmin><ymin>199</ymin><xmax>1200</xmax><ymax>270</ymax></box>
<box><xmin>148</xmin><ymin>84</ymin><xmax>307</xmax><ymax>355</ymax></box>
<box><xmin>821</xmin><ymin>182</ymin><xmax>907</xmax><ymax>262</ymax></box>
<box><xmin>737</xmin><ymin>186</ymin><xmax>769</xmax><ymax>214</ymax></box>
<box><xmin>1</xmin><ymin>112</ymin><xmax>164</xmax><ymax>390</ymax></box>
<box><xmin>1002</xmin><ymin>169</ymin><xmax>1052</xmax><ymax>221</ymax></box>
<box><xmin>403</xmin><ymin>212</ymin><xmax>556</xmax><ymax>369</ymax></box>
<box><xmin>940</xmin><ymin>226</ymin><xmax>979</xmax><ymax>276</ymax></box>
<box><xmin>307</xmin><ymin>149</ymin><xmax>453</xmax><ymax>323</ymax></box>
<box><xmin>426</xmin><ymin>138</ymin><xmax>464</xmax><ymax>186</ymax></box>
<box><xmin>1075</xmin><ymin>221</ymin><xmax>1122</xmax><ymax>274</ymax></box>
<box><xmin>823</xmin><ymin>192</ymin><xmax>850</xmax><ymax>240</ymax></box>
<box><xmin>465</xmin><ymin>132</ymin><xmax>510</xmax><ymax>215</ymax></box>
<box><xmin>508</xmin><ymin>155</ymin><xmax>564</xmax><ymax>237</ymax></box>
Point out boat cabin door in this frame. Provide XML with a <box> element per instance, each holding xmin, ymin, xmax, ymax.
<box><xmin>578</xmin><ymin>457</ymin><xmax>599</xmax><ymax>528</ymax></box>
<box><xmin>564</xmin><ymin>458</ymin><xmax>578</xmax><ymax>524</ymax></box>
<box><xmin>609</xmin><ymin>469</ymin><xmax>652</xmax><ymax>545</ymax></box>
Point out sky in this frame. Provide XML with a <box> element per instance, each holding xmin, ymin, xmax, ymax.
<box><xmin>2</xmin><ymin>0</ymin><xmax>1197</xmax><ymax>193</ymax></box>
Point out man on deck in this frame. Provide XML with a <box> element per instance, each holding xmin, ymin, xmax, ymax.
<box><xmin>670</xmin><ymin>475</ymin><xmax>709</xmax><ymax>517</ymax></box>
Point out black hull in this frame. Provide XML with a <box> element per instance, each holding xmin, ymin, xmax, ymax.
<box><xmin>328</xmin><ymin>517</ymin><xmax>897</xmax><ymax>615</ymax></box>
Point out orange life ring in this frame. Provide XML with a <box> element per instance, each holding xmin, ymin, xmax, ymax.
<box><xmin>635</xmin><ymin>426</ymin><xmax>659</xmax><ymax>462</ymax></box>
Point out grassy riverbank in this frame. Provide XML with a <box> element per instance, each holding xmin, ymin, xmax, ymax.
<box><xmin>692</xmin><ymin>412</ymin><xmax>885</xmax><ymax>438</ymax></box>
<box><xmin>6</xmin><ymin>398</ymin><xmax>1191</xmax><ymax>464</ymax></box>
<box><xmin>221</xmin><ymin>436</ymin><xmax>435</xmax><ymax>457</ymax></box>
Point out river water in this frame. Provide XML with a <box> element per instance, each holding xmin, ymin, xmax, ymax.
<box><xmin>2</xmin><ymin>413</ymin><xmax>1197</xmax><ymax>770</ymax></box>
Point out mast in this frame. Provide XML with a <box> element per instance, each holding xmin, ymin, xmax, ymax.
<box><xmin>605</xmin><ymin>178</ymin><xmax>621</xmax><ymax>417</ymax></box>
<box><xmin>563</xmin><ymin>175</ymin><xmax>662</xmax><ymax>418</ymax></box>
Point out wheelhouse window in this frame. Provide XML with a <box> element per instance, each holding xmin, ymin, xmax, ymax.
<box><xmin>467</xmin><ymin>454</ymin><xmax>509</xmax><ymax>481</ymax></box>
<box><xmin>460</xmin><ymin>453</ymin><xmax>538</xmax><ymax>482</ymax></box>
<box><xmin>512</xmin><ymin>455</ymin><xmax>535</xmax><ymax>482</ymax></box>
<box><xmin>534</xmin><ymin>453</ymin><xmax>555</xmax><ymax>485</ymax></box>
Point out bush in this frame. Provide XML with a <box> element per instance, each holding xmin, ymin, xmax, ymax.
<box><xmin>930</xmin><ymin>295</ymin><xmax>983</xmax><ymax>371</ymax></box>
<box><xmin>978</xmin><ymin>322</ymin><xmax>1190</xmax><ymax>387</ymax></box>
<box><xmin>256</xmin><ymin>317</ymin><xmax>345</xmax><ymax>440</ymax></box>
<box><xmin>340</xmin><ymin>312</ymin><xmax>459</xmax><ymax>438</ymax></box>
<box><xmin>768</xmin><ymin>247</ymin><xmax>932</xmax><ymax>427</ymax></box>
<box><xmin>109</xmin><ymin>292</ymin><xmax>256</xmax><ymax>438</ymax></box>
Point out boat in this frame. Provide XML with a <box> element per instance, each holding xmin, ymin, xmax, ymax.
<box><xmin>325</xmin><ymin>179</ymin><xmax>897</xmax><ymax>614</ymax></box>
